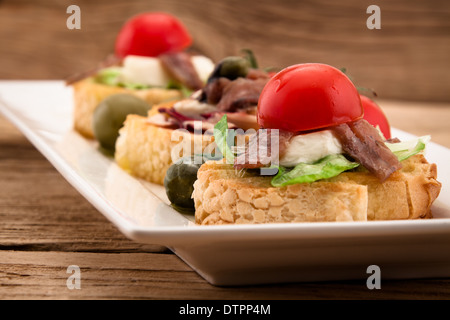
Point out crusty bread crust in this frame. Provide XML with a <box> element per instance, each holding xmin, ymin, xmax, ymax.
<box><xmin>72</xmin><ymin>78</ymin><xmax>182</xmax><ymax>138</ymax></box>
<box><xmin>193</xmin><ymin>154</ymin><xmax>441</xmax><ymax>224</ymax></box>
<box><xmin>327</xmin><ymin>154</ymin><xmax>440</xmax><ymax>220</ymax></box>
<box><xmin>114</xmin><ymin>101</ymin><xmax>213</xmax><ymax>185</ymax></box>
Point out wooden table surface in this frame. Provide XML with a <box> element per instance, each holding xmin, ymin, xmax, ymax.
<box><xmin>1</xmin><ymin>99</ymin><xmax>450</xmax><ymax>300</ymax></box>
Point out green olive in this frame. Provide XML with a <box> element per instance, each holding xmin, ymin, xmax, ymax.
<box><xmin>164</xmin><ymin>155</ymin><xmax>204</xmax><ymax>210</ymax></box>
<box><xmin>93</xmin><ymin>94</ymin><xmax>151</xmax><ymax>152</ymax></box>
<box><xmin>218</xmin><ymin>56</ymin><xmax>250</xmax><ymax>80</ymax></box>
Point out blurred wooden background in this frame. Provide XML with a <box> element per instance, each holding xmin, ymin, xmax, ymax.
<box><xmin>0</xmin><ymin>0</ymin><xmax>449</xmax><ymax>102</ymax></box>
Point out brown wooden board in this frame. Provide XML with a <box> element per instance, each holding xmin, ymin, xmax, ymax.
<box><xmin>0</xmin><ymin>0</ymin><xmax>449</xmax><ymax>102</ymax></box>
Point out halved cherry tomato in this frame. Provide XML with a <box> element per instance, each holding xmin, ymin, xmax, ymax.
<box><xmin>115</xmin><ymin>12</ymin><xmax>192</xmax><ymax>58</ymax></box>
<box><xmin>360</xmin><ymin>95</ymin><xmax>391</xmax><ymax>139</ymax></box>
<box><xmin>257</xmin><ymin>63</ymin><xmax>363</xmax><ymax>132</ymax></box>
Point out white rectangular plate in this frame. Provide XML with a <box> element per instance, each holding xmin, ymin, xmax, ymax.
<box><xmin>1</xmin><ymin>81</ymin><xmax>450</xmax><ymax>286</ymax></box>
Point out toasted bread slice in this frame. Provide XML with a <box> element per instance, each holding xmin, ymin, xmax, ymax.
<box><xmin>115</xmin><ymin>102</ymin><xmax>213</xmax><ymax>185</ymax></box>
<box><xmin>72</xmin><ymin>78</ymin><xmax>182</xmax><ymax>138</ymax></box>
<box><xmin>193</xmin><ymin>154</ymin><xmax>441</xmax><ymax>224</ymax></box>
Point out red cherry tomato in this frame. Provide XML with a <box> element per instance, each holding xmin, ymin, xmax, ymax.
<box><xmin>115</xmin><ymin>12</ymin><xmax>192</xmax><ymax>58</ymax></box>
<box><xmin>360</xmin><ymin>95</ymin><xmax>391</xmax><ymax>139</ymax></box>
<box><xmin>257</xmin><ymin>63</ymin><xmax>363</xmax><ymax>132</ymax></box>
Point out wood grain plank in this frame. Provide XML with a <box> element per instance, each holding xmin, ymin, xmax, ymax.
<box><xmin>0</xmin><ymin>115</ymin><xmax>168</xmax><ymax>253</ymax></box>
<box><xmin>0</xmin><ymin>0</ymin><xmax>449</xmax><ymax>101</ymax></box>
<box><xmin>1</xmin><ymin>251</ymin><xmax>450</xmax><ymax>299</ymax></box>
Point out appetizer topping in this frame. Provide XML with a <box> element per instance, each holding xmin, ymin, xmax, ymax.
<box><xmin>249</xmin><ymin>62</ymin><xmax>400</xmax><ymax>182</ymax></box>
<box><xmin>93</xmin><ymin>94</ymin><xmax>151</xmax><ymax>152</ymax></box>
<box><xmin>234</xmin><ymin>129</ymin><xmax>294</xmax><ymax>170</ymax></box>
<box><xmin>207</xmin><ymin>56</ymin><xmax>250</xmax><ymax>83</ymax></box>
<box><xmin>115</xmin><ymin>12</ymin><xmax>192</xmax><ymax>58</ymax></box>
<box><xmin>147</xmin><ymin>53</ymin><xmax>268</xmax><ymax>132</ymax></box>
<box><xmin>246</xmin><ymin>68</ymin><xmax>272</xmax><ymax>80</ymax></box>
<box><xmin>224</xmin><ymin>112</ymin><xmax>260</xmax><ymax>131</ymax></box>
<box><xmin>332</xmin><ymin>119</ymin><xmax>401</xmax><ymax>182</ymax></box>
<box><xmin>65</xmin><ymin>54</ymin><xmax>122</xmax><ymax>85</ymax></box>
<box><xmin>152</xmin><ymin>107</ymin><xmax>210</xmax><ymax>131</ymax></box>
<box><xmin>385</xmin><ymin>135</ymin><xmax>430</xmax><ymax>162</ymax></box>
<box><xmin>213</xmin><ymin>115</ymin><xmax>237</xmax><ymax>164</ymax></box>
<box><xmin>158</xmin><ymin>107</ymin><xmax>193</xmax><ymax>124</ymax></box>
<box><xmin>198</xmin><ymin>55</ymin><xmax>270</xmax><ymax>112</ymax></box>
<box><xmin>213</xmin><ymin>115</ymin><xmax>429</xmax><ymax>187</ymax></box>
<box><xmin>121</xmin><ymin>55</ymin><xmax>172</xmax><ymax>87</ymax></box>
<box><xmin>271</xmin><ymin>154</ymin><xmax>359</xmax><ymax>187</ymax></box>
<box><xmin>200</xmin><ymin>54</ymin><xmax>270</xmax><ymax>112</ymax></box>
<box><xmin>68</xmin><ymin>13</ymin><xmax>213</xmax><ymax>91</ymax></box>
<box><xmin>360</xmin><ymin>95</ymin><xmax>391</xmax><ymax>139</ymax></box>
<box><xmin>233</xmin><ymin>129</ymin><xmax>344</xmax><ymax>169</ymax></box>
<box><xmin>109</xmin><ymin>54</ymin><xmax>214</xmax><ymax>90</ymax></box>
<box><xmin>145</xmin><ymin>112</ymin><xmax>178</xmax><ymax>129</ymax></box>
<box><xmin>216</xmin><ymin>77</ymin><xmax>268</xmax><ymax>112</ymax></box>
<box><xmin>164</xmin><ymin>155</ymin><xmax>204</xmax><ymax>210</ymax></box>
<box><xmin>202</xmin><ymin>77</ymin><xmax>232</xmax><ymax>104</ymax></box>
<box><xmin>173</xmin><ymin>99</ymin><xmax>217</xmax><ymax>118</ymax></box>
<box><xmin>191</xmin><ymin>56</ymin><xmax>218</xmax><ymax>84</ymax></box>
<box><xmin>279</xmin><ymin>130</ymin><xmax>343</xmax><ymax>167</ymax></box>
<box><xmin>159</xmin><ymin>52</ymin><xmax>204</xmax><ymax>91</ymax></box>
<box><xmin>257</xmin><ymin>63</ymin><xmax>363</xmax><ymax>132</ymax></box>
<box><xmin>152</xmin><ymin>106</ymin><xmax>257</xmax><ymax>132</ymax></box>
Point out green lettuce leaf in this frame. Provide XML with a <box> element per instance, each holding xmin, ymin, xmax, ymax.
<box><xmin>213</xmin><ymin>115</ymin><xmax>235</xmax><ymax>164</ymax></box>
<box><xmin>386</xmin><ymin>136</ymin><xmax>430</xmax><ymax>162</ymax></box>
<box><xmin>271</xmin><ymin>154</ymin><xmax>359</xmax><ymax>187</ymax></box>
<box><xmin>166</xmin><ymin>80</ymin><xmax>193</xmax><ymax>97</ymax></box>
<box><xmin>120</xmin><ymin>82</ymin><xmax>151</xmax><ymax>90</ymax></box>
<box><xmin>95</xmin><ymin>67</ymin><xmax>152</xmax><ymax>90</ymax></box>
<box><xmin>94</xmin><ymin>67</ymin><xmax>122</xmax><ymax>86</ymax></box>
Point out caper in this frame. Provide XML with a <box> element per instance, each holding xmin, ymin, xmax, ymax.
<box><xmin>93</xmin><ymin>94</ymin><xmax>151</xmax><ymax>152</ymax></box>
<box><xmin>207</xmin><ymin>56</ymin><xmax>250</xmax><ymax>84</ymax></box>
<box><xmin>164</xmin><ymin>155</ymin><xmax>204</xmax><ymax>210</ymax></box>
<box><xmin>219</xmin><ymin>56</ymin><xmax>250</xmax><ymax>80</ymax></box>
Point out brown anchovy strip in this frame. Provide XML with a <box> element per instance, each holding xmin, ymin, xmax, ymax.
<box><xmin>202</xmin><ymin>77</ymin><xmax>231</xmax><ymax>105</ymax></box>
<box><xmin>385</xmin><ymin>137</ymin><xmax>401</xmax><ymax>144</ymax></box>
<box><xmin>216</xmin><ymin>77</ymin><xmax>267</xmax><ymax>112</ymax></box>
<box><xmin>234</xmin><ymin>129</ymin><xmax>294</xmax><ymax>170</ymax></box>
<box><xmin>332</xmin><ymin>119</ymin><xmax>402</xmax><ymax>182</ymax></box>
<box><xmin>198</xmin><ymin>68</ymin><xmax>270</xmax><ymax>113</ymax></box>
<box><xmin>159</xmin><ymin>52</ymin><xmax>204</xmax><ymax>91</ymax></box>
